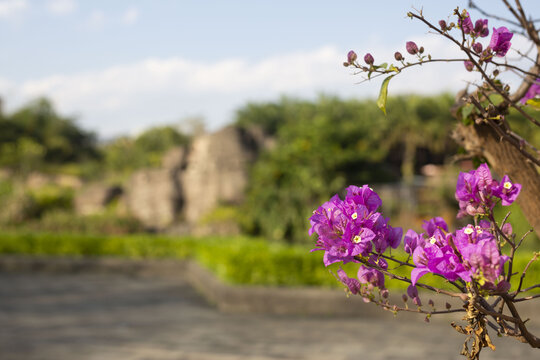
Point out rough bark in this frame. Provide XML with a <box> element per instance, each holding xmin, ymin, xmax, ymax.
<box><xmin>453</xmin><ymin>122</ymin><xmax>540</xmax><ymax>236</ymax></box>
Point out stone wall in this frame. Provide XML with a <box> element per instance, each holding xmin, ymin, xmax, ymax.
<box><xmin>73</xmin><ymin>125</ymin><xmax>265</xmax><ymax>233</ymax></box>
<box><xmin>180</xmin><ymin>126</ymin><xmax>259</xmax><ymax>223</ymax></box>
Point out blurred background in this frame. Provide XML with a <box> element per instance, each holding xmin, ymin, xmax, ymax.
<box><xmin>0</xmin><ymin>1</ymin><xmax>539</xmax><ymax>358</ymax></box>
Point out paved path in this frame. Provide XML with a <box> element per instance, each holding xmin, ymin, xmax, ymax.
<box><xmin>0</xmin><ymin>272</ymin><xmax>538</xmax><ymax>360</ymax></box>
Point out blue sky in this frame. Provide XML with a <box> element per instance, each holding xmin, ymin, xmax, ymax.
<box><xmin>1</xmin><ymin>0</ymin><xmax>539</xmax><ymax>138</ymax></box>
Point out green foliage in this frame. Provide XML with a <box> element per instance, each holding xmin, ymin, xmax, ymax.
<box><xmin>0</xmin><ymin>184</ymin><xmax>73</xmax><ymax>225</ymax></box>
<box><xmin>239</xmin><ymin>95</ymin><xmax>456</xmax><ymax>243</ymax></box>
<box><xmin>10</xmin><ymin>211</ymin><xmax>144</xmax><ymax>235</ymax></box>
<box><xmin>103</xmin><ymin>125</ymin><xmax>189</xmax><ymax>173</ymax></box>
<box><xmin>0</xmin><ymin>98</ymin><xmax>99</xmax><ymax>170</ymax></box>
<box><xmin>0</xmin><ymin>232</ymin><xmax>537</xmax><ymax>291</ymax></box>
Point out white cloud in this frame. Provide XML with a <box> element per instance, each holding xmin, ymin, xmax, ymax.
<box><xmin>46</xmin><ymin>0</ymin><xmax>76</xmax><ymax>15</ymax></box>
<box><xmin>0</xmin><ymin>40</ymin><xmax>514</xmax><ymax>138</ymax></box>
<box><xmin>120</xmin><ymin>7</ymin><xmax>138</xmax><ymax>25</ymax></box>
<box><xmin>0</xmin><ymin>0</ymin><xmax>27</xmax><ymax>18</ymax></box>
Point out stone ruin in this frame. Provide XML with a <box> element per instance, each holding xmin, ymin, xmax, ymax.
<box><xmin>74</xmin><ymin>125</ymin><xmax>267</xmax><ymax>233</ymax></box>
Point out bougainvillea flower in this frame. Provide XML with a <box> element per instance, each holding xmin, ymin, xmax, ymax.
<box><xmin>474</xmin><ymin>19</ymin><xmax>489</xmax><ymax>37</ymax></box>
<box><xmin>404</xmin><ymin>229</ymin><xmax>421</xmax><ymax>255</ymax></box>
<box><xmin>520</xmin><ymin>78</ymin><xmax>540</xmax><ymax>104</ymax></box>
<box><xmin>337</xmin><ymin>268</ymin><xmax>361</xmax><ymax>295</ymax></box>
<box><xmin>459</xmin><ymin>12</ymin><xmax>474</xmax><ymax>34</ymax></box>
<box><xmin>357</xmin><ymin>256</ymin><xmax>388</xmax><ymax>289</ymax></box>
<box><xmin>489</xmin><ymin>27</ymin><xmax>513</xmax><ymax>56</ymax></box>
<box><xmin>455</xmin><ymin>163</ymin><xmax>497</xmax><ymax>217</ymax></box>
<box><xmin>493</xmin><ymin>175</ymin><xmax>521</xmax><ymax>205</ymax></box>
<box><xmin>422</xmin><ymin>217</ymin><xmax>448</xmax><ymax>237</ymax></box>
<box><xmin>310</xmin><ymin>186</ymin><xmax>402</xmax><ymax>267</ymax></box>
<box><xmin>345</xmin><ymin>185</ymin><xmax>382</xmax><ymax>213</ymax></box>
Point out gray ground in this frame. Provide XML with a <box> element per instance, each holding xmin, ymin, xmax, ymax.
<box><xmin>0</xmin><ymin>272</ymin><xmax>538</xmax><ymax>360</ymax></box>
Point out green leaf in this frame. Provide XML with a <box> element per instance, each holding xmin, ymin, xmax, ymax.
<box><xmin>525</xmin><ymin>98</ymin><xmax>540</xmax><ymax>110</ymax></box>
<box><xmin>388</xmin><ymin>64</ymin><xmax>400</xmax><ymax>73</ymax></box>
<box><xmin>460</xmin><ymin>103</ymin><xmax>475</xmax><ymax>119</ymax></box>
<box><xmin>377</xmin><ymin>75</ymin><xmax>395</xmax><ymax>115</ymax></box>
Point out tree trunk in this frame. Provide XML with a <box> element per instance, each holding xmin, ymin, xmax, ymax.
<box><xmin>453</xmin><ymin>123</ymin><xmax>540</xmax><ymax>236</ymax></box>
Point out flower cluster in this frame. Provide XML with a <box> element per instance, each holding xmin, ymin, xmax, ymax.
<box><xmin>455</xmin><ymin>163</ymin><xmax>521</xmax><ymax>218</ymax></box>
<box><xmin>455</xmin><ymin>11</ymin><xmax>514</xmax><ymax>71</ymax></box>
<box><xmin>309</xmin><ymin>185</ymin><xmax>402</xmax><ymax>291</ymax></box>
<box><xmin>310</xmin><ymin>164</ymin><xmax>520</xmax><ymax>297</ymax></box>
<box><xmin>406</xmin><ymin>219</ymin><xmax>509</xmax><ymax>290</ymax></box>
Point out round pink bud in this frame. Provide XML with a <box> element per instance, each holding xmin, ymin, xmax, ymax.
<box><xmin>472</xmin><ymin>42</ymin><xmax>483</xmax><ymax>53</ymax></box>
<box><xmin>406</xmin><ymin>41</ymin><xmax>419</xmax><ymax>55</ymax></box>
<box><xmin>394</xmin><ymin>51</ymin><xmax>403</xmax><ymax>61</ymax></box>
<box><xmin>439</xmin><ymin>20</ymin><xmax>447</xmax><ymax>31</ymax></box>
<box><xmin>364</xmin><ymin>53</ymin><xmax>374</xmax><ymax>65</ymax></box>
<box><xmin>347</xmin><ymin>50</ymin><xmax>357</xmax><ymax>63</ymax></box>
<box><xmin>464</xmin><ymin>60</ymin><xmax>474</xmax><ymax>72</ymax></box>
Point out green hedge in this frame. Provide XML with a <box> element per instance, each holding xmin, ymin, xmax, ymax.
<box><xmin>0</xmin><ymin>231</ymin><xmax>537</xmax><ymax>293</ymax></box>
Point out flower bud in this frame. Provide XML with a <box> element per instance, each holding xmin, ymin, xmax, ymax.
<box><xmin>446</xmin><ymin>302</ymin><xmax>451</xmax><ymax>310</ymax></box>
<box><xmin>343</xmin><ymin>62</ymin><xmax>350</xmax><ymax>67</ymax></box>
<box><xmin>439</xmin><ymin>20</ymin><xmax>447</xmax><ymax>31</ymax></box>
<box><xmin>402</xmin><ymin>294</ymin><xmax>408</xmax><ymax>302</ymax></box>
<box><xmin>419</xmin><ymin>46</ymin><xmax>424</xmax><ymax>54</ymax></box>
<box><xmin>364</xmin><ymin>53</ymin><xmax>374</xmax><ymax>65</ymax></box>
<box><xmin>472</xmin><ymin>42</ymin><xmax>483</xmax><ymax>53</ymax></box>
<box><xmin>464</xmin><ymin>60</ymin><xmax>474</xmax><ymax>72</ymax></box>
<box><xmin>394</xmin><ymin>51</ymin><xmax>403</xmax><ymax>61</ymax></box>
<box><xmin>428</xmin><ymin>299</ymin><xmax>435</xmax><ymax>307</ymax></box>
<box><xmin>347</xmin><ymin>50</ymin><xmax>357</xmax><ymax>63</ymax></box>
<box><xmin>502</xmin><ymin>223</ymin><xmax>513</xmax><ymax>237</ymax></box>
<box><xmin>406</xmin><ymin>41</ymin><xmax>419</xmax><ymax>55</ymax></box>
<box><xmin>493</xmin><ymin>69</ymin><xmax>499</xmax><ymax>76</ymax></box>
<box><xmin>474</xmin><ymin>19</ymin><xmax>489</xmax><ymax>37</ymax></box>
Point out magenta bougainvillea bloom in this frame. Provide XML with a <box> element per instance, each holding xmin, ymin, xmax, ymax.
<box><xmin>409</xmin><ymin>226</ymin><xmax>471</xmax><ymax>285</ymax></box>
<box><xmin>453</xmin><ymin>224</ymin><xmax>509</xmax><ymax>288</ymax></box>
<box><xmin>520</xmin><ymin>78</ymin><xmax>540</xmax><ymax>104</ymax></box>
<box><xmin>489</xmin><ymin>26</ymin><xmax>513</xmax><ymax>56</ymax></box>
<box><xmin>459</xmin><ymin>11</ymin><xmax>474</xmax><ymax>34</ymax></box>
<box><xmin>310</xmin><ymin>163</ymin><xmax>520</xmax><ymax>295</ymax></box>
<box><xmin>337</xmin><ymin>268</ymin><xmax>361</xmax><ymax>295</ymax></box>
<box><xmin>455</xmin><ymin>163</ymin><xmax>521</xmax><ymax>217</ymax></box>
<box><xmin>309</xmin><ymin>185</ymin><xmax>402</xmax><ymax>268</ymax></box>
<box><xmin>474</xmin><ymin>19</ymin><xmax>489</xmax><ymax>37</ymax></box>
<box><xmin>493</xmin><ymin>175</ymin><xmax>522</xmax><ymax>205</ymax></box>
<box><xmin>406</xmin><ymin>41</ymin><xmax>419</xmax><ymax>55</ymax></box>
<box><xmin>357</xmin><ymin>256</ymin><xmax>388</xmax><ymax>289</ymax></box>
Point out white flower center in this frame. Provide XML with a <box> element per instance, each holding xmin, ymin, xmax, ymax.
<box><xmin>351</xmin><ymin>212</ymin><xmax>358</xmax><ymax>220</ymax></box>
<box><xmin>503</xmin><ymin>181</ymin><xmax>512</xmax><ymax>189</ymax></box>
<box><xmin>429</xmin><ymin>236</ymin><xmax>437</xmax><ymax>244</ymax></box>
<box><xmin>464</xmin><ymin>227</ymin><xmax>474</xmax><ymax>235</ymax></box>
<box><xmin>353</xmin><ymin>235</ymin><xmax>362</xmax><ymax>243</ymax></box>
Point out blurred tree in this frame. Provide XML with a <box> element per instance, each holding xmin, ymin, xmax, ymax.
<box><xmin>239</xmin><ymin>95</ymin><xmax>457</xmax><ymax>243</ymax></box>
<box><xmin>0</xmin><ymin>98</ymin><xmax>99</xmax><ymax>172</ymax></box>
